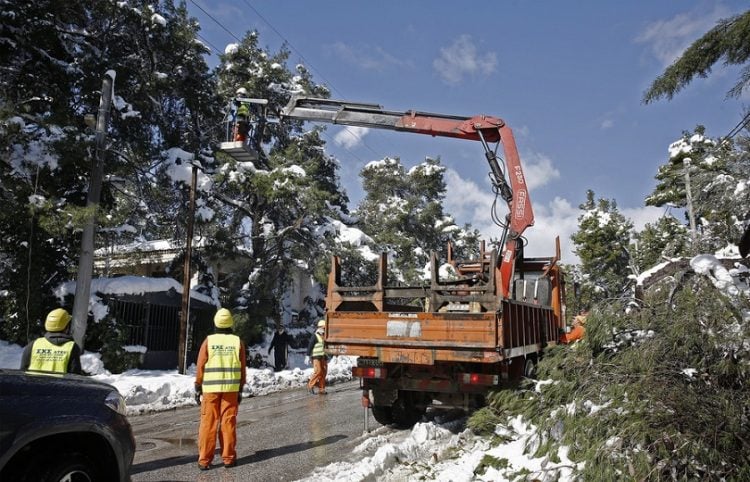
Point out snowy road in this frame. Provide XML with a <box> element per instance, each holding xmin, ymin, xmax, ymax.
<box><xmin>129</xmin><ymin>380</ymin><xmax>389</xmax><ymax>481</ymax></box>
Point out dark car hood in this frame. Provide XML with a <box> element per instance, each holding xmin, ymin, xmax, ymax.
<box><xmin>0</xmin><ymin>368</ymin><xmax>119</xmax><ymax>396</ymax></box>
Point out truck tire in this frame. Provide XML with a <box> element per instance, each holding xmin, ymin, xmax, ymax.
<box><xmin>371</xmin><ymin>405</ymin><xmax>394</xmax><ymax>426</ymax></box>
<box><xmin>391</xmin><ymin>394</ymin><xmax>424</xmax><ymax>429</ymax></box>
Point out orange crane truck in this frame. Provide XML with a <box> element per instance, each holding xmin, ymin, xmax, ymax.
<box><xmin>281</xmin><ymin>96</ymin><xmax>566</xmax><ymax>427</ymax></box>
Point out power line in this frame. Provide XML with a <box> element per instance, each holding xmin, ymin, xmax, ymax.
<box><xmin>196</xmin><ymin>32</ymin><xmax>223</xmax><ymax>56</ymax></box>
<box><xmin>239</xmin><ymin>0</ymin><xmax>384</xmax><ymax>160</ymax></box>
<box><xmin>239</xmin><ymin>0</ymin><xmax>342</xmax><ymax>99</ymax></box>
<box><xmin>724</xmin><ymin>110</ymin><xmax>750</xmax><ymax>141</ymax></box>
<box><xmin>188</xmin><ymin>0</ymin><xmax>243</xmax><ymax>43</ymax></box>
<box><xmin>189</xmin><ymin>0</ymin><xmax>385</xmax><ymax>163</ymax></box>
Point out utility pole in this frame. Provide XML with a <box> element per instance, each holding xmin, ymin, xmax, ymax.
<box><xmin>178</xmin><ymin>163</ymin><xmax>198</xmax><ymax>374</ymax></box>
<box><xmin>71</xmin><ymin>71</ymin><xmax>114</xmax><ymax>349</ymax></box>
<box><xmin>684</xmin><ymin>157</ymin><xmax>698</xmax><ymax>253</ymax></box>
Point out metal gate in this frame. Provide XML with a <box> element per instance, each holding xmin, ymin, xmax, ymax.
<box><xmin>108</xmin><ymin>297</ymin><xmax>215</xmax><ymax>369</ymax></box>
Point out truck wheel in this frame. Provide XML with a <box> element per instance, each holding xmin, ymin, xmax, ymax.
<box><xmin>391</xmin><ymin>395</ymin><xmax>424</xmax><ymax>429</ymax></box>
<box><xmin>371</xmin><ymin>405</ymin><xmax>394</xmax><ymax>425</ymax></box>
<box><xmin>523</xmin><ymin>357</ymin><xmax>537</xmax><ymax>379</ymax></box>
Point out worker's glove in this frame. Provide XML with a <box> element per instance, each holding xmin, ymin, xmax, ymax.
<box><xmin>194</xmin><ymin>384</ymin><xmax>202</xmax><ymax>406</ymax></box>
<box><xmin>304</xmin><ymin>356</ymin><xmax>311</xmax><ymax>366</ymax></box>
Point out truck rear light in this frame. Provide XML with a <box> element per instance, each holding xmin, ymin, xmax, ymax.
<box><xmin>459</xmin><ymin>373</ymin><xmax>498</xmax><ymax>385</ymax></box>
<box><xmin>352</xmin><ymin>367</ymin><xmax>387</xmax><ymax>379</ymax></box>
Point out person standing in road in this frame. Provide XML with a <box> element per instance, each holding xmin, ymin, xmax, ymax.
<box><xmin>194</xmin><ymin>308</ymin><xmax>247</xmax><ymax>470</ymax></box>
<box><xmin>268</xmin><ymin>325</ymin><xmax>290</xmax><ymax>371</ymax></box>
<box><xmin>305</xmin><ymin>319</ymin><xmax>328</xmax><ymax>395</ymax></box>
<box><xmin>20</xmin><ymin>308</ymin><xmax>82</xmax><ymax>375</ymax></box>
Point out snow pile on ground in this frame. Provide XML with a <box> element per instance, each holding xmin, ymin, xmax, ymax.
<box><xmin>98</xmin><ymin>353</ymin><xmax>354</xmax><ymax>415</ymax></box>
<box><xmin>0</xmin><ymin>341</ymin><xmax>354</xmax><ymax>415</ymax></box>
<box><xmin>1</xmin><ymin>338</ymin><xmax>581</xmax><ymax>480</ymax></box>
<box><xmin>298</xmin><ymin>412</ymin><xmax>581</xmax><ymax>482</ymax></box>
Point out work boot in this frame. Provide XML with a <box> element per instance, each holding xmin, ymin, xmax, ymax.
<box><xmin>318</xmin><ymin>390</ymin><xmax>327</xmax><ymax>395</ymax></box>
<box><xmin>308</xmin><ymin>387</ymin><xmax>315</xmax><ymax>395</ymax></box>
<box><xmin>198</xmin><ymin>464</ymin><xmax>210</xmax><ymax>471</ymax></box>
<box><xmin>224</xmin><ymin>461</ymin><xmax>236</xmax><ymax>468</ymax></box>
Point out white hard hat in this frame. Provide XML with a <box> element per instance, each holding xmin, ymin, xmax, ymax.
<box><xmin>236</xmin><ymin>87</ymin><xmax>248</xmax><ymax>96</ymax></box>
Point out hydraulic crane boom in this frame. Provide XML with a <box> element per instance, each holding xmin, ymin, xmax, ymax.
<box><xmin>281</xmin><ymin>95</ymin><xmax>535</xmax><ymax>298</ymax></box>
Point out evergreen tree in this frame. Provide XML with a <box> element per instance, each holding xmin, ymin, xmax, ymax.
<box><xmin>0</xmin><ymin>0</ymin><xmax>219</xmax><ymax>343</ymax></box>
<box><xmin>646</xmin><ymin>126</ymin><xmax>750</xmax><ymax>254</ymax></box>
<box><xmin>354</xmin><ymin>157</ymin><xmax>479</xmax><ymax>284</ymax></box>
<box><xmin>571</xmin><ymin>190</ymin><xmax>634</xmax><ymax>301</ymax></box>
<box><xmin>643</xmin><ymin>9</ymin><xmax>750</xmax><ymax>102</ymax></box>
<box><xmin>631</xmin><ymin>215</ymin><xmax>690</xmax><ymax>271</ymax></box>
<box><xmin>211</xmin><ymin>33</ymin><xmax>345</xmax><ymax>324</ymax></box>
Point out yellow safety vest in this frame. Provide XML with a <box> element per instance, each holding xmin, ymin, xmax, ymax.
<box><xmin>312</xmin><ymin>333</ymin><xmax>325</xmax><ymax>358</ymax></box>
<box><xmin>28</xmin><ymin>338</ymin><xmax>74</xmax><ymax>374</ymax></box>
<box><xmin>203</xmin><ymin>334</ymin><xmax>242</xmax><ymax>393</ymax></box>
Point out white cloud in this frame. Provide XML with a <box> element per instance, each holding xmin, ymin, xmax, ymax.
<box><xmin>636</xmin><ymin>6</ymin><xmax>730</xmax><ymax>67</ymax></box>
<box><xmin>433</xmin><ymin>35</ymin><xmax>497</xmax><ymax>85</ymax></box>
<box><xmin>443</xmin><ymin>169</ymin><xmax>497</xmax><ymax>230</ymax></box>
<box><xmin>524</xmin><ymin>196</ymin><xmax>581</xmax><ymax>263</ymax></box>
<box><xmin>333</xmin><ymin>126</ymin><xmax>370</xmax><ymax>149</ymax></box>
<box><xmin>520</xmin><ymin>152</ymin><xmax>560</xmax><ymax>191</ymax></box>
<box><xmin>444</xmin><ymin>169</ymin><xmax>666</xmax><ymax>265</ymax></box>
<box><xmin>621</xmin><ymin>205</ymin><xmax>665</xmax><ymax>231</ymax></box>
<box><xmin>444</xmin><ymin>169</ymin><xmax>578</xmax><ymax>261</ymax></box>
<box><xmin>329</xmin><ymin>41</ymin><xmax>411</xmax><ymax>71</ymax></box>
<box><xmin>601</xmin><ymin>119</ymin><xmax>614</xmax><ymax>129</ymax></box>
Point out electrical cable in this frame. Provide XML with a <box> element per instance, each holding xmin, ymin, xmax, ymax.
<box><xmin>723</xmin><ymin>110</ymin><xmax>750</xmax><ymax>141</ymax></box>
<box><xmin>190</xmin><ymin>0</ymin><xmax>387</xmax><ymax>162</ymax></box>
<box><xmin>188</xmin><ymin>0</ymin><xmax>243</xmax><ymax>42</ymax></box>
<box><xmin>195</xmin><ymin>32</ymin><xmax>223</xmax><ymax>56</ymax></box>
<box><xmin>239</xmin><ymin>0</ymin><xmax>340</xmax><ymax>98</ymax></box>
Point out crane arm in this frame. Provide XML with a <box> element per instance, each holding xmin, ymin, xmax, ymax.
<box><xmin>281</xmin><ymin>95</ymin><xmax>535</xmax><ymax>298</ymax></box>
<box><xmin>282</xmin><ymin>96</ymin><xmax>533</xmax><ymax>235</ymax></box>
<box><xmin>283</xmin><ymin>96</ymin><xmax>504</xmax><ymax>141</ymax></box>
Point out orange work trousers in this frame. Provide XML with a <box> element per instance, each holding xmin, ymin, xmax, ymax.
<box><xmin>198</xmin><ymin>391</ymin><xmax>239</xmax><ymax>466</ymax></box>
<box><xmin>307</xmin><ymin>357</ymin><xmax>328</xmax><ymax>392</ymax></box>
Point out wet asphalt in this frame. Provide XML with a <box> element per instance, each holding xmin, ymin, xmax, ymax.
<box><xmin>128</xmin><ymin>380</ymin><xmax>387</xmax><ymax>481</ymax></box>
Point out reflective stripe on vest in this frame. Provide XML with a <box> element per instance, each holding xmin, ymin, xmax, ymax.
<box><xmin>312</xmin><ymin>333</ymin><xmax>325</xmax><ymax>357</ymax></box>
<box><xmin>28</xmin><ymin>338</ymin><xmax>74</xmax><ymax>373</ymax></box>
<box><xmin>203</xmin><ymin>334</ymin><xmax>242</xmax><ymax>393</ymax></box>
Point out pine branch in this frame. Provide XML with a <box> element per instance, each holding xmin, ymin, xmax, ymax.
<box><xmin>643</xmin><ymin>11</ymin><xmax>750</xmax><ymax>103</ymax></box>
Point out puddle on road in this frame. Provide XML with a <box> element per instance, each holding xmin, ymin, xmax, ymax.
<box><xmin>136</xmin><ymin>437</ymin><xmax>197</xmax><ymax>452</ymax></box>
<box><xmin>138</xmin><ymin>421</ymin><xmax>257</xmax><ymax>451</ymax></box>
<box><xmin>157</xmin><ymin>437</ymin><xmax>197</xmax><ymax>447</ymax></box>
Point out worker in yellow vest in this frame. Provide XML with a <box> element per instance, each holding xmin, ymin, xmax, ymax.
<box><xmin>305</xmin><ymin>319</ymin><xmax>328</xmax><ymax>395</ymax></box>
<box><xmin>194</xmin><ymin>308</ymin><xmax>247</xmax><ymax>470</ymax></box>
<box><xmin>20</xmin><ymin>308</ymin><xmax>82</xmax><ymax>375</ymax></box>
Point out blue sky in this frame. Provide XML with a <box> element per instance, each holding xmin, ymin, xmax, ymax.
<box><xmin>188</xmin><ymin>1</ymin><xmax>749</xmax><ymax>262</ymax></box>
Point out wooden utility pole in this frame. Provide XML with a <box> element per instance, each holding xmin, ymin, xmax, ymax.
<box><xmin>71</xmin><ymin>71</ymin><xmax>114</xmax><ymax>348</ymax></box>
<box><xmin>178</xmin><ymin>164</ymin><xmax>198</xmax><ymax>374</ymax></box>
<box><xmin>684</xmin><ymin>158</ymin><xmax>698</xmax><ymax>252</ymax></box>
